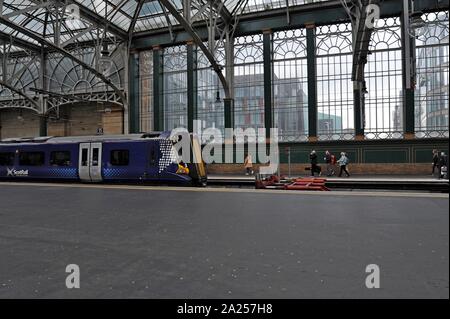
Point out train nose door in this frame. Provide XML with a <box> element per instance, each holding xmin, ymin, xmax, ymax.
<box><xmin>78</xmin><ymin>143</ymin><xmax>103</xmax><ymax>182</ymax></box>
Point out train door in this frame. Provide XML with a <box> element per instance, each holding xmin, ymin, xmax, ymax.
<box><xmin>78</xmin><ymin>142</ymin><xmax>103</xmax><ymax>182</ymax></box>
<box><xmin>78</xmin><ymin>143</ymin><xmax>90</xmax><ymax>181</ymax></box>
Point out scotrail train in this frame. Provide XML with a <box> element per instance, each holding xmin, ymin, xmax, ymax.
<box><xmin>0</xmin><ymin>132</ymin><xmax>207</xmax><ymax>186</ymax></box>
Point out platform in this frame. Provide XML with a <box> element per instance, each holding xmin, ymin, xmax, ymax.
<box><xmin>0</xmin><ymin>182</ymin><xmax>448</xmax><ymax>298</ymax></box>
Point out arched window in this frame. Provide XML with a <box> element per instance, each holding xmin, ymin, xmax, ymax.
<box><xmin>162</xmin><ymin>45</ymin><xmax>188</xmax><ymax>130</ymax></box>
<box><xmin>415</xmin><ymin>11</ymin><xmax>449</xmax><ymax>138</ymax></box>
<box><xmin>365</xmin><ymin>17</ymin><xmax>403</xmax><ymax>139</ymax></box>
<box><xmin>272</xmin><ymin>29</ymin><xmax>308</xmax><ymax>142</ymax></box>
<box><xmin>234</xmin><ymin>34</ymin><xmax>264</xmax><ymax>138</ymax></box>
<box><xmin>316</xmin><ymin>23</ymin><xmax>354</xmax><ymax>140</ymax></box>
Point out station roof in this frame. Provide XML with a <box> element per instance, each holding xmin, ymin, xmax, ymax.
<box><xmin>0</xmin><ymin>0</ymin><xmax>329</xmax><ymax>52</ymax></box>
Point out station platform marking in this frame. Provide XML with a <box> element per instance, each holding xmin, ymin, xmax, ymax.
<box><xmin>0</xmin><ymin>181</ymin><xmax>448</xmax><ymax>199</ymax></box>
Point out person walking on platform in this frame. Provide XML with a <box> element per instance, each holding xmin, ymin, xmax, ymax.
<box><xmin>432</xmin><ymin>149</ymin><xmax>440</xmax><ymax>176</ymax></box>
<box><xmin>438</xmin><ymin>151</ymin><xmax>448</xmax><ymax>179</ymax></box>
<box><xmin>309</xmin><ymin>150</ymin><xmax>322</xmax><ymax>176</ymax></box>
<box><xmin>324</xmin><ymin>150</ymin><xmax>335</xmax><ymax>176</ymax></box>
<box><xmin>337</xmin><ymin>152</ymin><xmax>350</xmax><ymax>177</ymax></box>
<box><xmin>244</xmin><ymin>153</ymin><xmax>254</xmax><ymax>176</ymax></box>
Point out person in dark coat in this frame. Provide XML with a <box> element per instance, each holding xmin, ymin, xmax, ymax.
<box><xmin>438</xmin><ymin>152</ymin><xmax>448</xmax><ymax>179</ymax></box>
<box><xmin>432</xmin><ymin>149</ymin><xmax>440</xmax><ymax>176</ymax></box>
<box><xmin>309</xmin><ymin>150</ymin><xmax>321</xmax><ymax>176</ymax></box>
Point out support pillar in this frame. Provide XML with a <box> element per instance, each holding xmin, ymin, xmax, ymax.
<box><xmin>39</xmin><ymin>115</ymin><xmax>47</xmax><ymax>137</ymax></box>
<box><xmin>306</xmin><ymin>23</ymin><xmax>318</xmax><ymax>141</ymax></box>
<box><xmin>224</xmin><ymin>98</ymin><xmax>234</xmax><ymax>130</ymax></box>
<box><xmin>401</xmin><ymin>0</ymin><xmax>416</xmax><ymax>139</ymax></box>
<box><xmin>224</xmin><ymin>32</ymin><xmax>234</xmax><ymax>131</ymax></box>
<box><xmin>187</xmin><ymin>41</ymin><xmax>197</xmax><ymax>133</ymax></box>
<box><xmin>152</xmin><ymin>45</ymin><xmax>164</xmax><ymax>131</ymax></box>
<box><xmin>263</xmin><ymin>30</ymin><xmax>273</xmax><ymax>139</ymax></box>
<box><xmin>354</xmin><ymin>81</ymin><xmax>365</xmax><ymax>139</ymax></box>
<box><xmin>128</xmin><ymin>51</ymin><xmax>140</xmax><ymax>133</ymax></box>
<box><xmin>39</xmin><ymin>49</ymin><xmax>47</xmax><ymax>136</ymax></box>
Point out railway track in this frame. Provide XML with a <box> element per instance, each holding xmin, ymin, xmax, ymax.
<box><xmin>207</xmin><ymin>176</ymin><xmax>449</xmax><ymax>192</ymax></box>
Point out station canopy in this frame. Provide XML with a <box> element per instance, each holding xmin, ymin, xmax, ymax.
<box><xmin>0</xmin><ymin>0</ymin><xmax>321</xmax><ymax>52</ymax></box>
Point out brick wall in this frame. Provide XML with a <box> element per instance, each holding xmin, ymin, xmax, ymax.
<box><xmin>102</xmin><ymin>108</ymin><xmax>123</xmax><ymax>135</ymax></box>
<box><xmin>47</xmin><ymin>104</ymin><xmax>123</xmax><ymax>136</ymax></box>
<box><xmin>0</xmin><ymin>109</ymin><xmax>40</xmax><ymax>139</ymax></box>
<box><xmin>206</xmin><ymin>163</ymin><xmax>433</xmax><ymax>175</ymax></box>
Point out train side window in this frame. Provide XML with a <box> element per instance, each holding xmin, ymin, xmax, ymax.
<box><xmin>0</xmin><ymin>152</ymin><xmax>14</xmax><ymax>166</ymax></box>
<box><xmin>81</xmin><ymin>149</ymin><xmax>88</xmax><ymax>166</ymax></box>
<box><xmin>110</xmin><ymin>150</ymin><xmax>129</xmax><ymax>166</ymax></box>
<box><xmin>50</xmin><ymin>151</ymin><xmax>71</xmax><ymax>166</ymax></box>
<box><xmin>150</xmin><ymin>148</ymin><xmax>157</xmax><ymax>166</ymax></box>
<box><xmin>19</xmin><ymin>152</ymin><xmax>45</xmax><ymax>166</ymax></box>
<box><xmin>92</xmin><ymin>148</ymin><xmax>99</xmax><ymax>166</ymax></box>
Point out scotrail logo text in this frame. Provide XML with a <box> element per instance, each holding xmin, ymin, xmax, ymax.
<box><xmin>6</xmin><ymin>168</ymin><xmax>29</xmax><ymax>177</ymax></box>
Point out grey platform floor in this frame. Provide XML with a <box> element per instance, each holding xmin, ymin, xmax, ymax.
<box><xmin>0</xmin><ymin>182</ymin><xmax>448</xmax><ymax>298</ymax></box>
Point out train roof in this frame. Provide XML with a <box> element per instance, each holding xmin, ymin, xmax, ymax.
<box><xmin>0</xmin><ymin>132</ymin><xmax>169</xmax><ymax>145</ymax></box>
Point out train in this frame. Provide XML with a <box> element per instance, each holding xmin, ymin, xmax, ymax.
<box><xmin>0</xmin><ymin>132</ymin><xmax>207</xmax><ymax>186</ymax></box>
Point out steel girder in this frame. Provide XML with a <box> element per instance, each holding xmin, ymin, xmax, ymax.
<box><xmin>55</xmin><ymin>0</ymin><xmax>128</xmax><ymax>40</ymax></box>
<box><xmin>0</xmin><ymin>15</ymin><xmax>126</xmax><ymax>106</ymax></box>
<box><xmin>0</xmin><ymin>79</ymin><xmax>40</xmax><ymax>110</ymax></box>
<box><xmin>0</xmin><ymin>30</ymin><xmax>41</xmax><ymax>54</ymax></box>
<box><xmin>348</xmin><ymin>0</ymin><xmax>380</xmax><ymax>82</ymax></box>
<box><xmin>45</xmin><ymin>91</ymin><xmax>123</xmax><ymax>114</ymax></box>
<box><xmin>339</xmin><ymin>0</ymin><xmax>380</xmax><ymax>134</ymax></box>
<box><xmin>128</xmin><ymin>0</ymin><xmax>146</xmax><ymax>47</ymax></box>
<box><xmin>22</xmin><ymin>0</ymin><xmax>126</xmax><ymax>45</ymax></box>
<box><xmin>158</xmin><ymin>0</ymin><xmax>230</xmax><ymax>98</ymax></box>
<box><xmin>208</xmin><ymin>0</ymin><xmax>232</xmax><ymax>24</ymax></box>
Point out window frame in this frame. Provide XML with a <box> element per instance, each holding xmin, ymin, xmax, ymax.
<box><xmin>50</xmin><ymin>151</ymin><xmax>72</xmax><ymax>166</ymax></box>
<box><xmin>18</xmin><ymin>151</ymin><xmax>45</xmax><ymax>166</ymax></box>
<box><xmin>110</xmin><ymin>150</ymin><xmax>130</xmax><ymax>166</ymax></box>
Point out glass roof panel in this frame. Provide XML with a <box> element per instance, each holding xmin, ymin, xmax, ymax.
<box><xmin>75</xmin><ymin>0</ymin><xmax>106</xmax><ymax>15</ymax></box>
<box><xmin>110</xmin><ymin>11</ymin><xmax>132</xmax><ymax>30</ymax></box>
<box><xmin>140</xmin><ymin>1</ymin><xmax>164</xmax><ymax>17</ymax></box>
<box><xmin>74</xmin><ymin>0</ymin><xmax>133</xmax><ymax>31</ymax></box>
<box><xmin>0</xmin><ymin>45</ymin><xmax>24</xmax><ymax>53</ymax></box>
<box><xmin>9</xmin><ymin>14</ymin><xmax>29</xmax><ymax>27</ymax></box>
<box><xmin>0</xmin><ymin>0</ymin><xmax>337</xmax><ymax>52</ymax></box>
<box><xmin>119</xmin><ymin>1</ymin><xmax>138</xmax><ymax>17</ymax></box>
<box><xmin>0</xmin><ymin>24</ymin><xmax>39</xmax><ymax>45</ymax></box>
